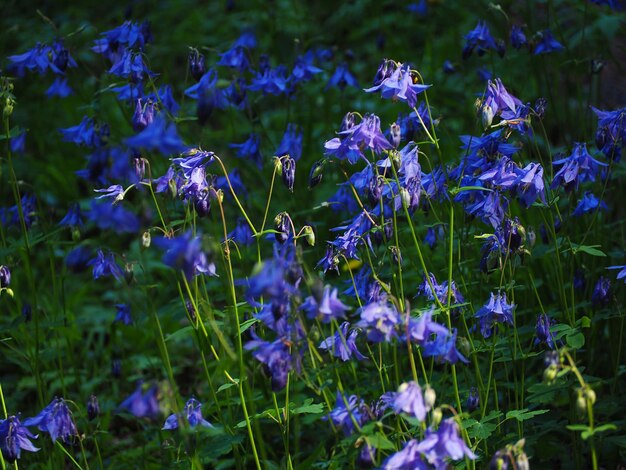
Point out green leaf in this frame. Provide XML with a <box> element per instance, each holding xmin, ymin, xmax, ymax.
<box><xmin>566</xmin><ymin>331</ymin><xmax>585</xmax><ymax>349</ymax></box>
<box><xmin>217</xmin><ymin>379</ymin><xmax>239</xmax><ymax>393</ymax></box>
<box><xmin>291</xmin><ymin>399</ymin><xmax>324</xmax><ymax>415</ymax></box>
<box><xmin>570</xmin><ymin>243</ymin><xmax>606</xmax><ymax>257</ymax></box>
<box><xmin>365</xmin><ymin>433</ymin><xmax>396</xmax><ymax>451</ymax></box>
<box><xmin>239</xmin><ymin>318</ymin><xmax>258</xmax><ymax>334</ymax></box>
<box><xmin>506</xmin><ymin>408</ymin><xmax>550</xmax><ymax>422</ymax></box>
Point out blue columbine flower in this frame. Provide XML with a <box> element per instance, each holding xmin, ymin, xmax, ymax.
<box><xmin>0</xmin><ymin>265</ymin><xmax>11</xmax><ymax>289</ymax></box>
<box><xmin>217</xmin><ymin>45</ymin><xmax>250</xmax><ymax>72</ymax></box>
<box><xmin>88</xmin><ymin>200</ymin><xmax>140</xmax><ymax>234</ymax></box>
<box><xmin>92</xmin><ymin>21</ymin><xmax>151</xmax><ymax>63</ymax></box>
<box><xmin>114</xmin><ymin>304</ymin><xmax>133</xmax><ymax>325</ymax></box>
<box><xmin>513</xmin><ymin>162</ymin><xmax>546</xmax><ymax>207</ymax></box>
<box><xmin>275</xmin><ymin>124</ymin><xmax>303</xmax><ymax>161</ymax></box>
<box><xmin>592</xmin><ymin>106</ymin><xmax>626</xmax><ymax>160</ymax></box>
<box><xmin>290</xmin><ymin>51</ymin><xmax>322</xmax><ymax>85</ymax></box>
<box><xmin>0</xmin><ymin>415</ymin><xmax>39</xmax><ymax>462</ymax></box>
<box><xmin>475</xmin><ymin>292</ymin><xmax>515</xmax><ymax>337</ymax></box>
<box><xmin>365</xmin><ymin>60</ymin><xmax>431</xmax><ymax>108</ymax></box>
<box><xmin>551</xmin><ymin>143</ymin><xmax>607</xmax><ymax>191</ymax></box>
<box><xmin>607</xmin><ymin>265</ymin><xmax>626</xmax><ymax>283</ymax></box>
<box><xmin>184</xmin><ymin>69</ymin><xmax>229</xmax><ymax>123</ymax></box>
<box><xmin>245</xmin><ymin>336</ymin><xmax>295</xmax><ymax>391</ymax></box>
<box><xmin>94</xmin><ymin>184</ymin><xmax>125</xmax><ymax>204</ymax></box>
<box><xmin>391</xmin><ymin>381</ymin><xmax>431</xmax><ymax>421</ymax></box>
<box><xmin>108</xmin><ymin>48</ymin><xmax>154</xmax><ymax>82</ymax></box>
<box><xmin>534</xmin><ymin>29</ymin><xmax>565</xmax><ymax>54</ymax></box>
<box><xmin>230</xmin><ymin>134</ymin><xmax>263</xmax><ymax>168</ymax></box>
<box><xmin>467</xmin><ymin>387</ymin><xmax>480</xmax><ymax>411</ymax></box>
<box><xmin>58</xmin><ymin>203</ymin><xmax>83</xmax><ymax>227</ymax></box>
<box><xmin>24</xmin><ymin>398</ymin><xmax>77</xmax><ymax>443</ymax></box>
<box><xmin>318</xmin><ymin>322</ymin><xmax>366</xmax><ymax>361</ymax></box>
<box><xmin>162</xmin><ymin>398</ymin><xmax>212</xmax><ymax>430</ymax></box>
<box><xmin>46</xmin><ymin>77</ymin><xmax>73</xmax><ymax>98</ymax></box>
<box><xmin>510</xmin><ymin>25</ymin><xmax>528</xmax><ymax>49</ymax></box>
<box><xmin>301</xmin><ymin>286</ymin><xmax>350</xmax><ymax>323</ymax></box>
<box><xmin>132</xmin><ymin>98</ymin><xmax>156</xmax><ymax>131</ymax></box>
<box><xmin>463</xmin><ymin>21</ymin><xmax>499</xmax><ymax>59</ymax></box>
<box><xmin>118</xmin><ymin>382</ymin><xmax>160</xmax><ymax>418</ymax></box>
<box><xmin>248</xmin><ymin>65</ymin><xmax>290</xmax><ymax>95</ymax></box>
<box><xmin>154</xmin><ymin>231</ymin><xmax>216</xmax><ymax>280</ymax></box>
<box><xmin>125</xmin><ymin>115</ymin><xmax>187</xmax><ymax>155</ymax></box>
<box><xmin>324</xmin><ymin>392</ymin><xmax>370</xmax><ymax>436</ymax></box>
<box><xmin>572</xmin><ymin>191</ymin><xmax>608</xmax><ymax>217</ymax></box>
<box><xmin>59</xmin><ymin>116</ymin><xmax>105</xmax><ymax>148</ymax></box>
<box><xmin>417</xmin><ymin>273</ymin><xmax>465</xmax><ymax>306</ymax></box>
<box><xmin>226</xmin><ymin>217</ymin><xmax>255</xmax><ymax>246</ymax></box>
<box><xmin>592</xmin><ymin>276</ymin><xmax>611</xmax><ymax>306</ymax></box>
<box><xmin>383</xmin><ymin>439</ymin><xmax>427</xmax><ymax>469</ymax></box>
<box><xmin>326</xmin><ymin>62</ymin><xmax>359</xmax><ymax>90</ymax></box>
<box><xmin>357</xmin><ymin>301</ymin><xmax>401</xmax><ymax>342</ymax></box>
<box><xmin>88</xmin><ymin>250</ymin><xmax>124</xmax><ymax>281</ymax></box>
<box><xmin>535</xmin><ymin>313</ymin><xmax>556</xmax><ymax>348</ymax></box>
<box><xmin>416</xmin><ymin>418</ymin><xmax>477</xmax><ymax>467</ymax></box>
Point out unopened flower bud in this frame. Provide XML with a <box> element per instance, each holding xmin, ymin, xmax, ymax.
<box><xmin>390</xmin><ymin>122</ymin><xmax>402</xmax><ymax>148</ymax></box>
<box><xmin>273</xmin><ymin>156</ymin><xmax>283</xmax><ymax>175</ymax></box>
<box><xmin>424</xmin><ymin>386</ymin><xmax>436</xmax><ymax>408</ymax></box>
<box><xmin>585</xmin><ymin>388</ymin><xmax>596</xmax><ymax>405</ymax></box>
<box><xmin>0</xmin><ymin>265</ymin><xmax>11</xmax><ymax>288</ymax></box>
<box><xmin>308</xmin><ymin>160</ymin><xmax>325</xmax><ymax>189</ymax></box>
<box><xmin>431</xmin><ymin>407</ymin><xmax>442</xmax><ymax>427</ymax></box>
<box><xmin>482</xmin><ymin>104</ymin><xmax>494</xmax><ymax>128</ymax></box>
<box><xmin>281</xmin><ymin>156</ymin><xmax>296</xmax><ymax>192</ymax></box>
<box><xmin>302</xmin><ymin>225</ymin><xmax>315</xmax><ymax>246</ymax></box>
<box><xmin>576</xmin><ymin>390</ymin><xmax>587</xmax><ymax>414</ymax></box>
<box><xmin>87</xmin><ymin>395</ymin><xmax>100</xmax><ymax>421</ymax></box>
<box><xmin>142</xmin><ymin>231</ymin><xmax>151</xmax><ymax>248</ymax></box>
<box><xmin>543</xmin><ymin>364</ymin><xmax>558</xmax><ymax>383</ymax></box>
<box><xmin>389</xmin><ymin>246</ymin><xmax>402</xmax><ymax>265</ymax></box>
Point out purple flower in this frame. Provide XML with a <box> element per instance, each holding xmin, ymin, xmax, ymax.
<box><xmin>227</xmin><ymin>217</ymin><xmax>255</xmax><ymax>246</ymax></box>
<box><xmin>290</xmin><ymin>51</ymin><xmax>322</xmax><ymax>84</ymax></box>
<box><xmin>301</xmin><ymin>286</ymin><xmax>350</xmax><ymax>323</ymax></box>
<box><xmin>162</xmin><ymin>398</ymin><xmax>212</xmax><ymax>430</ymax></box>
<box><xmin>342</xmin><ymin>113</ymin><xmax>393</xmax><ymax>155</ymax></box>
<box><xmin>463</xmin><ymin>21</ymin><xmax>499</xmax><ymax>59</ymax></box>
<box><xmin>118</xmin><ymin>383</ymin><xmax>160</xmax><ymax>418</ymax></box>
<box><xmin>114</xmin><ymin>304</ymin><xmax>133</xmax><ymax>325</ymax></box>
<box><xmin>184</xmin><ymin>69</ymin><xmax>229</xmax><ymax>123</ymax></box>
<box><xmin>382</xmin><ymin>440</ymin><xmax>428</xmax><ymax>469</ymax></box>
<box><xmin>534</xmin><ymin>29</ymin><xmax>565</xmax><ymax>55</ymax></box>
<box><xmin>324</xmin><ymin>392</ymin><xmax>369</xmax><ymax>436</ymax></box>
<box><xmin>510</xmin><ymin>25</ymin><xmax>528</xmax><ymax>49</ymax></box>
<box><xmin>481</xmin><ymin>78</ymin><xmax>523</xmax><ymax>127</ymax></box>
<box><xmin>551</xmin><ymin>143</ymin><xmax>607</xmax><ymax>191</ymax></box>
<box><xmin>132</xmin><ymin>98</ymin><xmax>156</xmax><ymax>131</ymax></box>
<box><xmin>10</xmin><ymin>131</ymin><xmax>26</xmax><ymax>155</ymax></box>
<box><xmin>0</xmin><ymin>265</ymin><xmax>11</xmax><ymax>288</ymax></box>
<box><xmin>248</xmin><ymin>65</ymin><xmax>290</xmax><ymax>95</ymax></box>
<box><xmin>217</xmin><ymin>45</ymin><xmax>250</xmax><ymax>72</ymax></box>
<box><xmin>391</xmin><ymin>381</ymin><xmax>431</xmax><ymax>421</ymax></box>
<box><xmin>24</xmin><ymin>398</ymin><xmax>77</xmax><ymax>443</ymax></box>
<box><xmin>188</xmin><ymin>48</ymin><xmax>206</xmax><ymax>81</ymax></box>
<box><xmin>92</xmin><ymin>21</ymin><xmax>151</xmax><ymax>62</ymax></box>
<box><xmin>467</xmin><ymin>387</ymin><xmax>480</xmax><ymax>412</ymax></box>
<box><xmin>608</xmin><ymin>265</ymin><xmax>626</xmax><ymax>283</ymax></box>
<box><xmin>514</xmin><ymin>162</ymin><xmax>546</xmax><ymax>207</ymax></box>
<box><xmin>326</xmin><ymin>62</ymin><xmax>359</xmax><ymax>90</ymax></box>
<box><xmin>535</xmin><ymin>313</ymin><xmax>556</xmax><ymax>348</ymax></box>
<box><xmin>572</xmin><ymin>191</ymin><xmax>608</xmax><ymax>217</ymax></box>
<box><xmin>154</xmin><ymin>232</ymin><xmax>215</xmax><ymax>280</ymax></box>
<box><xmin>46</xmin><ymin>77</ymin><xmax>73</xmax><ymax>98</ymax></box>
<box><xmin>592</xmin><ymin>276</ymin><xmax>611</xmax><ymax>306</ymax></box>
<box><xmin>276</xmin><ymin>124</ymin><xmax>303</xmax><ymax>161</ymax></box>
<box><xmin>58</xmin><ymin>203</ymin><xmax>83</xmax><ymax>227</ymax></box>
<box><xmin>88</xmin><ymin>201</ymin><xmax>140</xmax><ymax>234</ymax></box>
<box><xmin>87</xmin><ymin>396</ymin><xmax>99</xmax><ymax>421</ymax></box>
<box><xmin>0</xmin><ymin>415</ymin><xmax>39</xmax><ymax>462</ymax></box>
<box><xmin>592</xmin><ymin>106</ymin><xmax>626</xmax><ymax>160</ymax></box>
<box><xmin>230</xmin><ymin>134</ymin><xmax>263</xmax><ymax>168</ymax></box>
<box><xmin>365</xmin><ymin>61</ymin><xmax>430</xmax><ymax>108</ymax></box>
<box><xmin>94</xmin><ymin>184</ymin><xmax>125</xmax><ymax>203</ymax></box>
<box><xmin>245</xmin><ymin>336</ymin><xmax>295</xmax><ymax>391</ymax></box>
<box><xmin>475</xmin><ymin>292</ymin><xmax>515</xmax><ymax>337</ymax></box>
<box><xmin>125</xmin><ymin>115</ymin><xmax>187</xmax><ymax>155</ymax></box>
<box><xmin>357</xmin><ymin>301</ymin><xmax>401</xmax><ymax>342</ymax></box>
<box><xmin>108</xmin><ymin>48</ymin><xmax>153</xmax><ymax>82</ymax></box>
<box><xmin>59</xmin><ymin>116</ymin><xmax>105</xmax><ymax>148</ymax></box>
<box><xmin>416</xmin><ymin>418</ymin><xmax>477</xmax><ymax>467</ymax></box>
<box><xmin>417</xmin><ymin>273</ymin><xmax>465</xmax><ymax>306</ymax></box>
<box><xmin>88</xmin><ymin>250</ymin><xmax>124</xmax><ymax>281</ymax></box>
<box><xmin>319</xmin><ymin>321</ymin><xmax>366</xmax><ymax>361</ymax></box>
